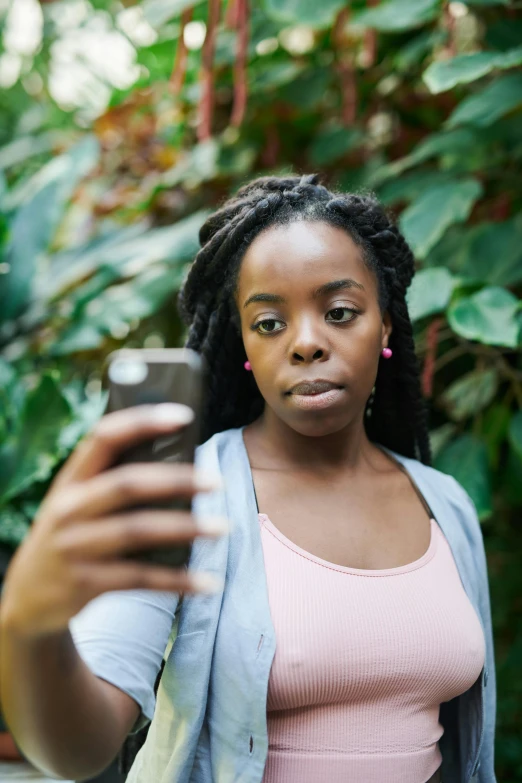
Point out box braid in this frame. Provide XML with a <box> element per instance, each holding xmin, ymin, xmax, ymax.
<box><xmin>177</xmin><ymin>173</ymin><xmax>431</xmax><ymax>464</ymax></box>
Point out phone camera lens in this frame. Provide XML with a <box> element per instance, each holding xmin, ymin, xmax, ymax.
<box><xmin>109</xmin><ymin>359</ymin><xmax>148</xmax><ymax>385</ymax></box>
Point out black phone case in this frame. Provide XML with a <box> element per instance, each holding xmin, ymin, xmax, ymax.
<box><xmin>104</xmin><ymin>348</ymin><xmax>205</xmax><ymax>569</ymax></box>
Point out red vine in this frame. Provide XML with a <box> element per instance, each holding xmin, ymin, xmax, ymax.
<box><xmin>362</xmin><ymin>0</ymin><xmax>379</xmax><ymax>68</ymax></box>
<box><xmin>261</xmin><ymin>125</ymin><xmax>280</xmax><ymax>168</ymax></box>
<box><xmin>198</xmin><ymin>0</ymin><xmax>222</xmax><ymax>141</ymax></box>
<box><xmin>225</xmin><ymin>0</ymin><xmax>239</xmax><ymax>28</ymax></box>
<box><xmin>230</xmin><ymin>0</ymin><xmax>249</xmax><ymax>128</ymax></box>
<box><xmin>170</xmin><ymin>7</ymin><xmax>193</xmax><ymax>95</ymax></box>
<box><xmin>333</xmin><ymin>8</ymin><xmax>358</xmax><ymax>126</ymax></box>
<box><xmin>422</xmin><ymin>317</ymin><xmax>444</xmax><ymax>398</ymax></box>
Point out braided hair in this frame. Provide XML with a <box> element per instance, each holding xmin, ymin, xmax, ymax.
<box><xmin>177</xmin><ymin>173</ymin><xmax>431</xmax><ymax>465</ymax></box>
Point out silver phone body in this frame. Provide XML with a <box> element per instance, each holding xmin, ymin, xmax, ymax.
<box><xmin>104</xmin><ymin>348</ymin><xmax>205</xmax><ymax>569</ymax></box>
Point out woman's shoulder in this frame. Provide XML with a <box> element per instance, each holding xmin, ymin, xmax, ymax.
<box><xmin>379</xmin><ymin>443</ymin><xmax>480</xmax><ymax>527</ymax></box>
<box><xmin>194</xmin><ymin>426</ymin><xmax>243</xmax><ymax>478</ymax></box>
<box><xmin>195</xmin><ymin>426</ymin><xmax>242</xmax><ymax>460</ymax></box>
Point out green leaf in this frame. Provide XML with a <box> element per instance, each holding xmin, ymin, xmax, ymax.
<box><xmin>406</xmin><ymin>267</ymin><xmax>456</xmax><ymax>322</ymax></box>
<box><xmin>50</xmin><ymin>264</ymin><xmax>188</xmax><ymax>356</ymax></box>
<box><xmin>141</xmin><ymin>0</ymin><xmax>205</xmax><ymax>27</ymax></box>
<box><xmin>43</xmin><ymin>211</ymin><xmax>207</xmax><ymax>301</ymax></box>
<box><xmin>0</xmin><ymin>131</ymin><xmax>70</xmax><ymax>172</ymax></box>
<box><xmin>249</xmin><ymin>61</ymin><xmax>304</xmax><ymax>93</ymax></box>
<box><xmin>280</xmin><ymin>68</ymin><xmax>332</xmax><ymax>110</ymax></box>
<box><xmin>429</xmin><ymin>422</ymin><xmax>457</xmax><ymax>460</ymax></box>
<box><xmin>262</xmin><ymin>0</ymin><xmax>346</xmax><ymax>28</ymax></box>
<box><xmin>0</xmin><ymin>507</ymin><xmax>30</xmax><ymax>548</ymax></box>
<box><xmin>423</xmin><ymin>46</ymin><xmax>522</xmax><ymax>94</ymax></box>
<box><xmin>394</xmin><ymin>30</ymin><xmax>447</xmax><ymax>72</ymax></box>
<box><xmin>502</xmin><ymin>446</ymin><xmax>522</xmax><ymax>506</ymax></box>
<box><xmin>448</xmin><ymin>286</ymin><xmax>521</xmax><ymax>348</ymax></box>
<box><xmin>58</xmin><ymin>390</ymin><xmax>108</xmax><ymax>454</ymax></box>
<box><xmin>369</xmin><ymin>128</ymin><xmax>478</xmax><ymax>185</ymax></box>
<box><xmin>163</xmin><ymin>141</ymin><xmax>220</xmax><ymax>187</ymax></box>
<box><xmin>309</xmin><ymin>125</ymin><xmax>363</xmax><ymax>166</ymax></box>
<box><xmin>441</xmin><ymin>368</ymin><xmax>499</xmax><ymax>422</ymax></box>
<box><xmin>352</xmin><ymin>0</ymin><xmax>440</xmax><ymax>32</ymax></box>
<box><xmin>0</xmin><ymin>358</ymin><xmax>16</xmax><ymax>391</ymax></box>
<box><xmin>0</xmin><ymin>136</ymin><xmax>100</xmax><ymax>323</ymax></box>
<box><xmin>486</xmin><ymin>19</ymin><xmax>522</xmax><ymax>51</ymax></box>
<box><xmin>508</xmin><ymin>411</ymin><xmax>522</xmax><ymax>463</ymax></box>
<box><xmin>399</xmin><ymin>178</ymin><xmax>482</xmax><ymax>259</ymax></box>
<box><xmin>0</xmin><ymin>360</ymin><xmax>26</xmax><ymax>444</ymax></box>
<box><xmin>446</xmin><ymin>73</ymin><xmax>522</xmax><ymax>129</ymax></box>
<box><xmin>456</xmin><ymin>217</ymin><xmax>522</xmax><ymax>287</ymax></box>
<box><xmin>378</xmin><ymin>170</ymin><xmax>455</xmax><ymax>205</ymax></box>
<box><xmin>0</xmin><ymin>373</ymin><xmax>73</xmax><ymax>504</ymax></box>
<box><xmin>434</xmin><ymin>434</ymin><xmax>492</xmax><ymax>520</ymax></box>
<box><xmin>462</xmin><ymin>0</ymin><xmax>509</xmax><ymax>5</ymax></box>
<box><xmin>480</xmin><ymin>403</ymin><xmax>511</xmax><ymax>470</ymax></box>
<box><xmin>425</xmin><ymin>217</ymin><xmax>522</xmax><ymax>287</ymax></box>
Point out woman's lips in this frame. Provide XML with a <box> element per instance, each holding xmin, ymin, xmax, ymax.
<box><xmin>287</xmin><ymin>388</ymin><xmax>345</xmax><ymax>410</ymax></box>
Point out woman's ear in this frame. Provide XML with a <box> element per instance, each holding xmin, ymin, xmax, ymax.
<box><xmin>382</xmin><ymin>310</ymin><xmax>392</xmax><ymax>345</ymax></box>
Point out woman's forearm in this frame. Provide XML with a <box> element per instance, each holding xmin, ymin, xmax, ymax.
<box><xmin>0</xmin><ymin>609</ymin><xmax>133</xmax><ymax>781</ymax></box>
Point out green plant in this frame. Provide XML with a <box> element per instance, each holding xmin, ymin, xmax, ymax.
<box><xmin>0</xmin><ymin>0</ymin><xmax>521</xmax><ymax>776</ymax></box>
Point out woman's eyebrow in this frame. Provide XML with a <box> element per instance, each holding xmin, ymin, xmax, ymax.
<box><xmin>243</xmin><ymin>278</ymin><xmax>365</xmax><ymax>309</ymax></box>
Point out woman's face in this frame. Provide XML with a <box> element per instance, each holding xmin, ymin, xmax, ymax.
<box><xmin>235</xmin><ymin>220</ymin><xmax>392</xmax><ymax>437</ymax></box>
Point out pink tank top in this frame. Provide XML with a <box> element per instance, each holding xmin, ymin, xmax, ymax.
<box><xmin>258</xmin><ymin>512</ymin><xmax>485</xmax><ymax>783</ymax></box>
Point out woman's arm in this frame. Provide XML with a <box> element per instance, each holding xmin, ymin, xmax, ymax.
<box><xmin>0</xmin><ymin>614</ymin><xmax>141</xmax><ymax>781</ymax></box>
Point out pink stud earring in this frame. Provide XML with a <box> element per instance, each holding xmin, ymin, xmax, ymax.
<box><xmin>381</xmin><ymin>347</ymin><xmax>392</xmax><ymax>359</ymax></box>
<box><xmin>244</xmin><ymin>361</ymin><xmax>252</xmax><ymax>371</ymax></box>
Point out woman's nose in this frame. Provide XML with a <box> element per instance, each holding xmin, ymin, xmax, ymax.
<box><xmin>290</xmin><ymin>320</ymin><xmax>328</xmax><ymax>363</ymax></box>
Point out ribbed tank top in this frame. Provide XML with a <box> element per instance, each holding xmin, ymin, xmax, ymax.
<box><xmin>258</xmin><ymin>512</ymin><xmax>485</xmax><ymax>783</ymax></box>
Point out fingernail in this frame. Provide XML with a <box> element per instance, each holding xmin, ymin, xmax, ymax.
<box><xmin>195</xmin><ymin>472</ymin><xmax>224</xmax><ymax>491</ymax></box>
<box><xmin>152</xmin><ymin>404</ymin><xmax>194</xmax><ymax>425</ymax></box>
<box><xmin>196</xmin><ymin>516</ymin><xmax>230</xmax><ymax>535</ymax></box>
<box><xmin>191</xmin><ymin>573</ymin><xmax>225</xmax><ymax>593</ymax></box>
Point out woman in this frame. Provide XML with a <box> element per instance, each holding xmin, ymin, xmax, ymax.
<box><xmin>0</xmin><ymin>175</ymin><xmax>496</xmax><ymax>783</ymax></box>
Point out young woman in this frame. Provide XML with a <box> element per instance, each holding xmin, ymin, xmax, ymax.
<box><xmin>0</xmin><ymin>175</ymin><xmax>496</xmax><ymax>783</ymax></box>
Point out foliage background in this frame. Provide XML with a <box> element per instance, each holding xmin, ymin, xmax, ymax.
<box><xmin>0</xmin><ymin>0</ymin><xmax>521</xmax><ymax>778</ymax></box>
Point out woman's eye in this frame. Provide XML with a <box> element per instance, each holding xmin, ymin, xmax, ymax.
<box><xmin>254</xmin><ymin>319</ymin><xmax>283</xmax><ymax>334</ymax></box>
<box><xmin>253</xmin><ymin>308</ymin><xmax>358</xmax><ymax>334</ymax></box>
<box><xmin>327</xmin><ymin>307</ymin><xmax>358</xmax><ymax>322</ymax></box>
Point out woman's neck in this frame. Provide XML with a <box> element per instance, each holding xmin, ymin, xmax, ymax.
<box><xmin>244</xmin><ymin>409</ymin><xmax>379</xmax><ymax>476</ymax></box>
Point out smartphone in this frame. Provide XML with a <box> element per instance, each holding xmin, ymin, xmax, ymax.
<box><xmin>104</xmin><ymin>348</ymin><xmax>206</xmax><ymax>569</ymax></box>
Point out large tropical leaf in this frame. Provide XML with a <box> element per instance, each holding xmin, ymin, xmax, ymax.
<box><xmin>309</xmin><ymin>126</ymin><xmax>363</xmax><ymax>166</ymax></box>
<box><xmin>0</xmin><ymin>137</ymin><xmax>100</xmax><ymax>323</ymax></box>
<box><xmin>0</xmin><ymin>373</ymin><xmax>73</xmax><ymax>504</ymax></box>
<box><xmin>399</xmin><ymin>178</ymin><xmax>482</xmax><ymax>259</ymax></box>
<box><xmin>42</xmin><ymin>210</ymin><xmax>207</xmax><ymax>301</ymax></box>
<box><xmin>49</xmin><ymin>264</ymin><xmax>188</xmax><ymax>355</ymax></box>
<box><xmin>423</xmin><ymin>46</ymin><xmax>522</xmax><ymax>93</ymax></box>
<box><xmin>406</xmin><ymin>267</ymin><xmax>456</xmax><ymax>322</ymax></box>
<box><xmin>352</xmin><ymin>0</ymin><xmax>440</xmax><ymax>32</ymax></box>
<box><xmin>369</xmin><ymin>128</ymin><xmax>479</xmax><ymax>185</ymax></box>
<box><xmin>441</xmin><ymin>368</ymin><xmax>499</xmax><ymax>422</ymax></box>
<box><xmin>446</xmin><ymin>73</ymin><xmax>522</xmax><ymax>128</ymax></box>
<box><xmin>434</xmin><ymin>434</ymin><xmax>492</xmax><ymax>520</ymax></box>
<box><xmin>262</xmin><ymin>0</ymin><xmax>346</xmax><ymax>28</ymax></box>
<box><xmin>448</xmin><ymin>286</ymin><xmax>521</xmax><ymax>348</ymax></box>
<box><xmin>141</xmin><ymin>0</ymin><xmax>206</xmax><ymax>27</ymax></box>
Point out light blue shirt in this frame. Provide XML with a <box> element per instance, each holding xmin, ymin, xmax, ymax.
<box><xmin>69</xmin><ymin>425</ymin><xmax>497</xmax><ymax>783</ymax></box>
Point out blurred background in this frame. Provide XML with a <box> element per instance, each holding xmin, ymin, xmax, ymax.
<box><xmin>0</xmin><ymin>0</ymin><xmax>521</xmax><ymax>780</ymax></box>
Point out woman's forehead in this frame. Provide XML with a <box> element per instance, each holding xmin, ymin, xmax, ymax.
<box><xmin>238</xmin><ymin>220</ymin><xmax>371</xmax><ymax>288</ymax></box>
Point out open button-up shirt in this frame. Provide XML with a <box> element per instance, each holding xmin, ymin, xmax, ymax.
<box><xmin>70</xmin><ymin>425</ymin><xmax>497</xmax><ymax>783</ymax></box>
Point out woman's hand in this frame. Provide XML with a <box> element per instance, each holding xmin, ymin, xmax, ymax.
<box><xmin>0</xmin><ymin>403</ymin><xmax>227</xmax><ymax>641</ymax></box>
